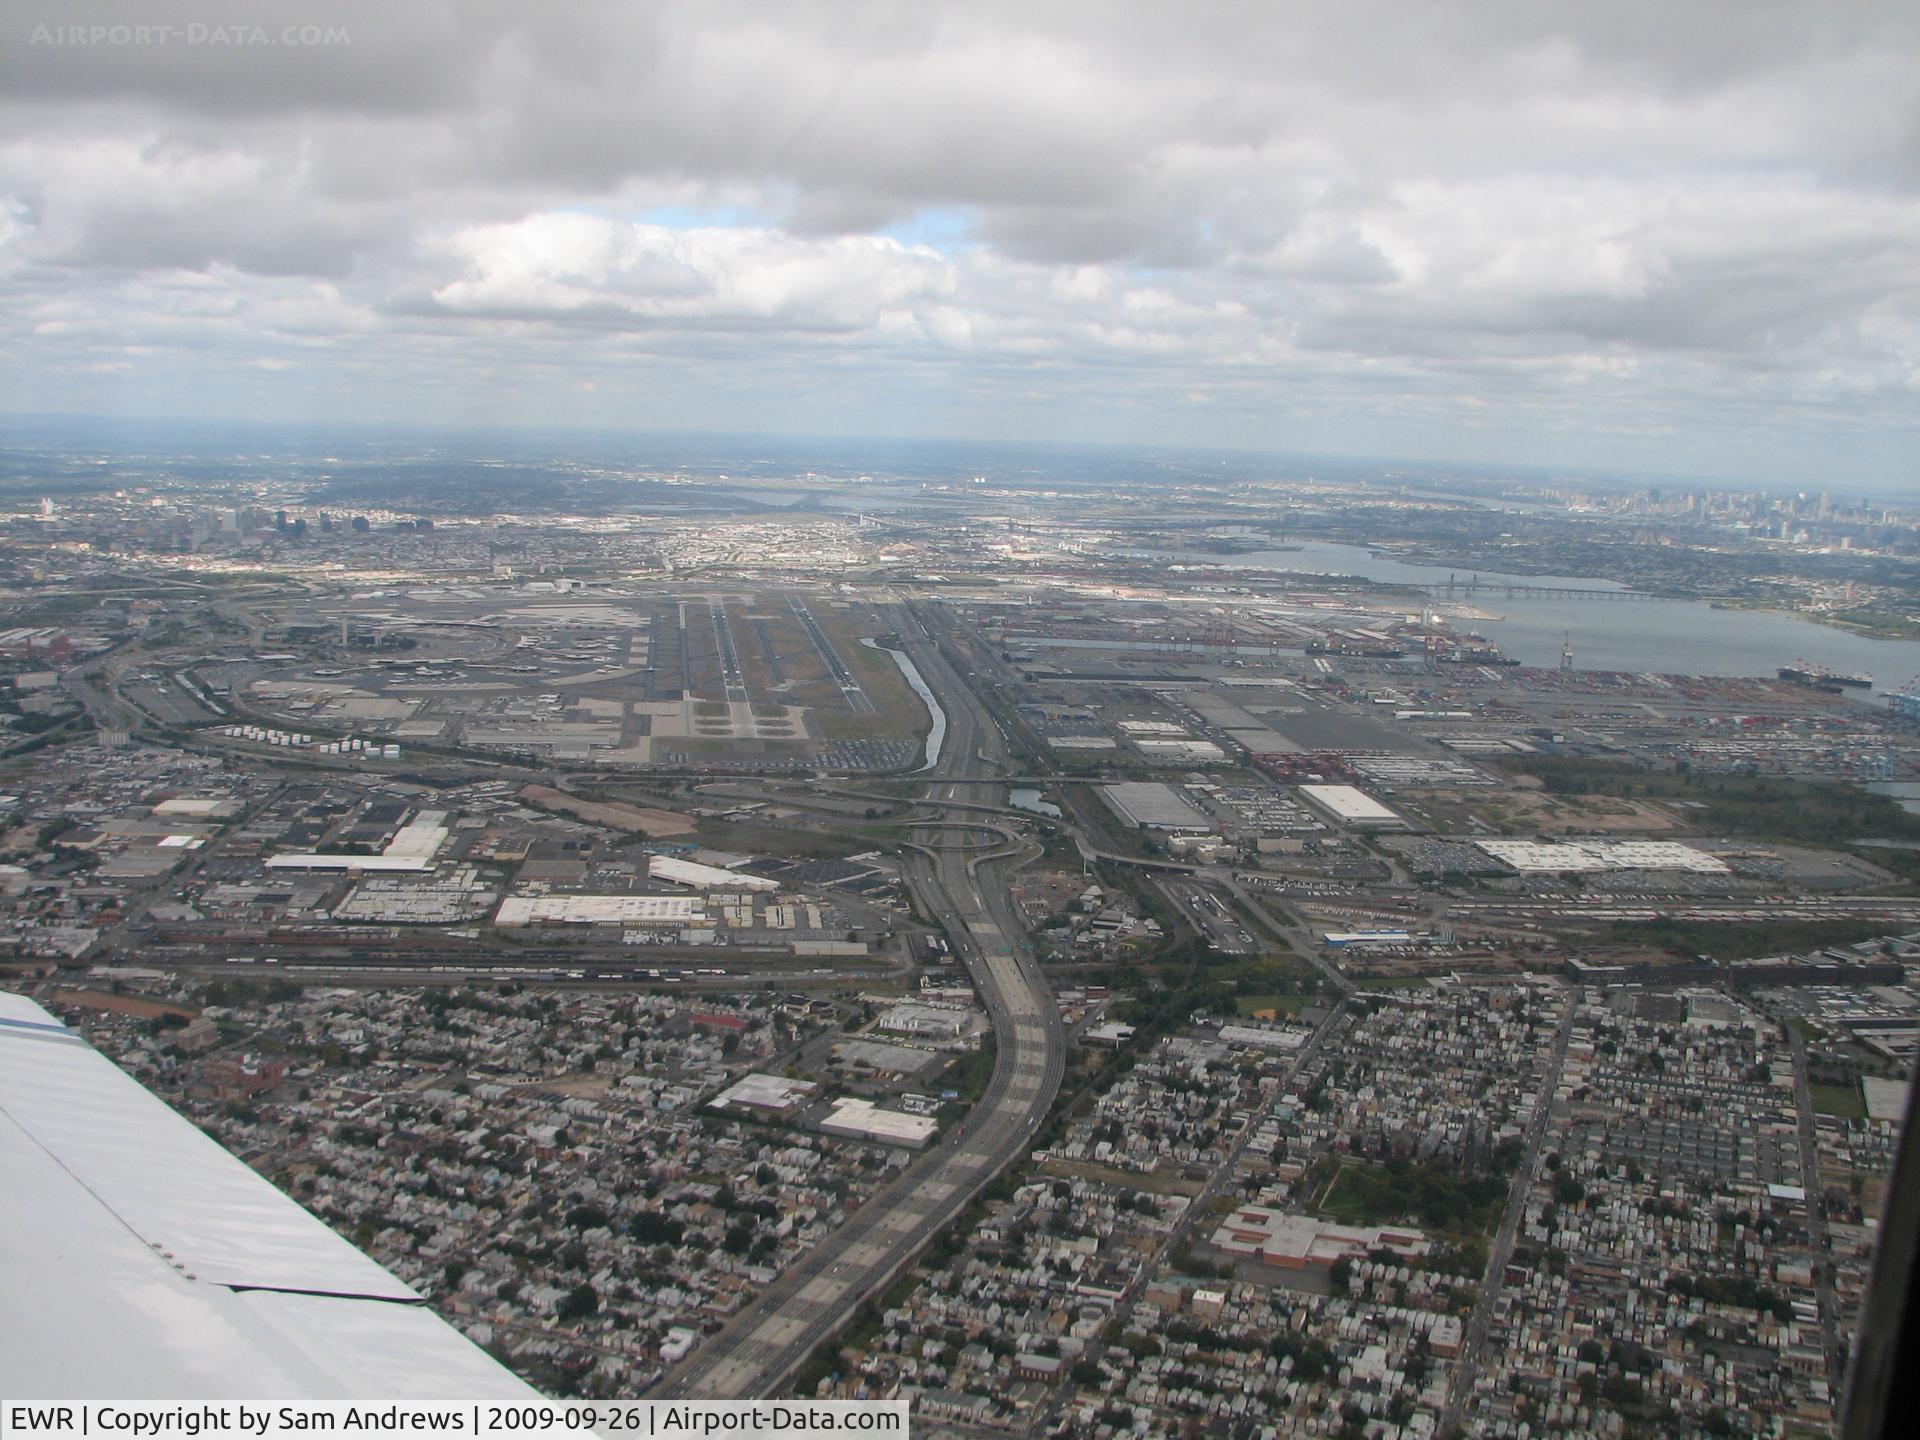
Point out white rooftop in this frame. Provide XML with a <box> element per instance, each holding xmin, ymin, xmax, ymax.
<box><xmin>494</xmin><ymin>894</ymin><xmax>705</xmax><ymax>926</ymax></box>
<box><xmin>819</xmin><ymin>1097</ymin><xmax>940</xmax><ymax>1147</ymax></box>
<box><xmin>649</xmin><ymin>855</ymin><xmax>778</xmax><ymax>891</ymax></box>
<box><xmin>1298</xmin><ymin>784</ymin><xmax>1403</xmax><ymax>824</ymax></box>
<box><xmin>710</xmin><ymin>1073</ymin><xmax>820</xmax><ymax>1112</ymax></box>
<box><xmin>266</xmin><ymin>854</ymin><xmax>436</xmax><ymax>873</ymax></box>
<box><xmin>1478</xmin><ymin>839</ymin><xmax>1729</xmax><ymax>873</ymax></box>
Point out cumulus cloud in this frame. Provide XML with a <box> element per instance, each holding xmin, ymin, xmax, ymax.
<box><xmin>2</xmin><ymin>0</ymin><xmax>1916</xmax><ymax>482</ymax></box>
<box><xmin>426</xmin><ymin>215</ymin><xmax>952</xmax><ymax>334</ymax></box>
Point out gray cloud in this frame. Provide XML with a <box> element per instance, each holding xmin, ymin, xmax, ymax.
<box><xmin>2</xmin><ymin>0</ymin><xmax>1916</xmax><ymax>484</ymax></box>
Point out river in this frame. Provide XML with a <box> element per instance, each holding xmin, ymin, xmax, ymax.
<box><xmin>861</xmin><ymin>639</ymin><xmax>947</xmax><ymax>770</ymax></box>
<box><xmin>1164</xmin><ymin>540</ymin><xmax>1920</xmax><ymax>688</ymax></box>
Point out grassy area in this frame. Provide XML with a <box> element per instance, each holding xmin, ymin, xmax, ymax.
<box><xmin>1215</xmin><ymin>952</ymin><xmax>1328</xmax><ymax>992</ymax></box>
<box><xmin>1235</xmin><ymin>992</ymin><xmax>1326</xmax><ymax>1017</ymax></box>
<box><xmin>1353</xmin><ymin>976</ymin><xmax>1435</xmax><ymax>991</ymax></box>
<box><xmin>691</xmin><ymin>819</ymin><xmax>861</xmax><ymax>859</ymax></box>
<box><xmin>1820</xmin><ymin>609</ymin><xmax>1920</xmax><ymax>641</ymax></box>
<box><xmin>943</xmin><ymin>1033</ymin><xmax>997</xmax><ymax>1103</ymax></box>
<box><xmin>812</xmin><ymin>618</ymin><xmax>927</xmax><ymax>743</ymax></box>
<box><xmin>1496</xmin><ymin>756</ymin><xmax>1920</xmax><ymax>847</ymax></box>
<box><xmin>1315</xmin><ymin>1157</ymin><xmax>1508</xmax><ymax>1235</ymax></box>
<box><xmin>1603</xmin><ymin>917</ymin><xmax>1898</xmax><ymax>961</ymax></box>
<box><xmin>1810</xmin><ymin>1080</ymin><xmax>1867</xmax><ymax>1120</ymax></box>
<box><xmin>657</xmin><ymin>736</ymin><xmax>811</xmax><ymax>760</ymax></box>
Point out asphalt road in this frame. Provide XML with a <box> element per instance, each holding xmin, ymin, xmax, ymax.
<box><xmin>654</xmin><ymin>603</ymin><xmax>1067</xmax><ymax>1399</ymax></box>
<box><xmin>1440</xmin><ymin>999</ymin><xmax>1576</xmax><ymax>1434</ymax></box>
<box><xmin>1788</xmin><ymin>1027</ymin><xmax>1845</xmax><ymax>1386</ymax></box>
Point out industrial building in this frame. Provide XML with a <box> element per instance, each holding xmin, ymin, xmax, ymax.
<box><xmin>1211</xmin><ymin>1206</ymin><xmax>1430</xmax><ymax>1269</ymax></box>
<box><xmin>493</xmin><ymin>894</ymin><xmax>706</xmax><ymax>926</ymax></box>
<box><xmin>818</xmin><ymin>1097</ymin><xmax>939</xmax><ymax>1148</ymax></box>
<box><xmin>1216</xmin><ymin>1023</ymin><xmax>1309</xmax><ymax>1051</ymax></box>
<box><xmin>1477</xmin><ymin>839</ymin><xmax>1729</xmax><ymax>874</ymax></box>
<box><xmin>648</xmin><ymin>855</ymin><xmax>780</xmax><ymax>891</ymax></box>
<box><xmin>875</xmin><ymin>1002</ymin><xmax>972</xmax><ymax>1040</ymax></box>
<box><xmin>265</xmin><ymin>853</ymin><xmax>435</xmax><ymax>873</ymax></box>
<box><xmin>1133</xmin><ymin>738</ymin><xmax>1228</xmax><ymax>764</ymax></box>
<box><xmin>708</xmin><ymin>1073</ymin><xmax>821</xmax><ymax>1120</ymax></box>
<box><xmin>382</xmin><ymin>811</ymin><xmax>450</xmax><ymax>861</ymax></box>
<box><xmin>1099</xmin><ymin>781</ymin><xmax>1213</xmax><ymax>830</ymax></box>
<box><xmin>1297</xmin><ymin>784</ymin><xmax>1408</xmax><ymax>831</ymax></box>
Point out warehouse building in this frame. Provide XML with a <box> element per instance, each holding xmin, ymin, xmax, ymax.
<box><xmin>648</xmin><ymin>854</ymin><xmax>780</xmax><ymax>891</ymax></box>
<box><xmin>876</xmin><ymin>1002</ymin><xmax>972</xmax><ymax>1040</ymax></box>
<box><xmin>819</xmin><ymin>1097</ymin><xmax>940</xmax><ymax>1149</ymax></box>
<box><xmin>266</xmin><ymin>854</ymin><xmax>435</xmax><ymax>873</ymax></box>
<box><xmin>1477</xmin><ymin>839</ymin><xmax>1728</xmax><ymax>874</ymax></box>
<box><xmin>709</xmin><ymin>1073</ymin><xmax>820</xmax><ymax>1120</ymax></box>
<box><xmin>1297</xmin><ymin>784</ymin><xmax>1408</xmax><ymax>831</ymax></box>
<box><xmin>1099</xmin><ymin>781</ymin><xmax>1213</xmax><ymax>830</ymax></box>
<box><xmin>494</xmin><ymin>894</ymin><xmax>705</xmax><ymax>926</ymax></box>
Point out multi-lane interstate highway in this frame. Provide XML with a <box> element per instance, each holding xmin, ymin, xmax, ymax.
<box><xmin>654</xmin><ymin>603</ymin><xmax>1067</xmax><ymax>1399</ymax></box>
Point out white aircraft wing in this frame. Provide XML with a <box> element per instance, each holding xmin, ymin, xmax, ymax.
<box><xmin>0</xmin><ymin>991</ymin><xmax>544</xmax><ymax>1400</ymax></box>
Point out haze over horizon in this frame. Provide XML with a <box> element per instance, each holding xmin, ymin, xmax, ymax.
<box><xmin>5</xmin><ymin>1</ymin><xmax>1918</xmax><ymax>490</ymax></box>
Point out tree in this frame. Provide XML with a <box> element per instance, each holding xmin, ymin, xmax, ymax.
<box><xmin>555</xmin><ymin>1283</ymin><xmax>598</xmax><ymax>1323</ymax></box>
<box><xmin>567</xmin><ymin>1203</ymin><xmax>610</xmax><ymax>1231</ymax></box>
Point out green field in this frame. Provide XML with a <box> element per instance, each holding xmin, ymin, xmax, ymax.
<box><xmin>1810</xmin><ymin>1080</ymin><xmax>1867</xmax><ymax>1120</ymax></box>
<box><xmin>1315</xmin><ymin>1157</ymin><xmax>1508</xmax><ymax>1234</ymax></box>
<box><xmin>1604</xmin><ymin>917</ymin><xmax>1898</xmax><ymax>961</ymax></box>
<box><xmin>1235</xmin><ymin>992</ymin><xmax>1326</xmax><ymax>1017</ymax></box>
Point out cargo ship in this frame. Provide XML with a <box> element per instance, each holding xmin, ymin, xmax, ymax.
<box><xmin>1432</xmin><ymin>633</ymin><xmax>1521</xmax><ymax>667</ymax></box>
<box><xmin>1308</xmin><ymin>634</ymin><xmax>1404</xmax><ymax>659</ymax></box>
<box><xmin>1778</xmin><ymin>664</ymin><xmax>1873</xmax><ymax>692</ymax></box>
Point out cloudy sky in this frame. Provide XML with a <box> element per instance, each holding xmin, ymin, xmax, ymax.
<box><xmin>4</xmin><ymin>1</ymin><xmax>1918</xmax><ymax>488</ymax></box>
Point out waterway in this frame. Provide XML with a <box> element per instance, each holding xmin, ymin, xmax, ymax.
<box><xmin>861</xmin><ymin>639</ymin><xmax>947</xmax><ymax>770</ymax></box>
<box><xmin>1009</xmin><ymin>787</ymin><xmax>1063</xmax><ymax>819</ymax></box>
<box><xmin>1162</xmin><ymin>540</ymin><xmax>1920</xmax><ymax>687</ymax></box>
<box><xmin>1866</xmin><ymin>783</ymin><xmax>1920</xmax><ymax>817</ymax></box>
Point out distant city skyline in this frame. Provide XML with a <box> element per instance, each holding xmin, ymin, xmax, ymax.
<box><xmin>7</xmin><ymin>410</ymin><xmax>1917</xmax><ymax>505</ymax></box>
<box><xmin>5</xmin><ymin>1</ymin><xmax>1917</xmax><ymax>490</ymax></box>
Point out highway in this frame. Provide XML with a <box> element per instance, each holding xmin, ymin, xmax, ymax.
<box><xmin>654</xmin><ymin>601</ymin><xmax>1066</xmax><ymax>1399</ymax></box>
